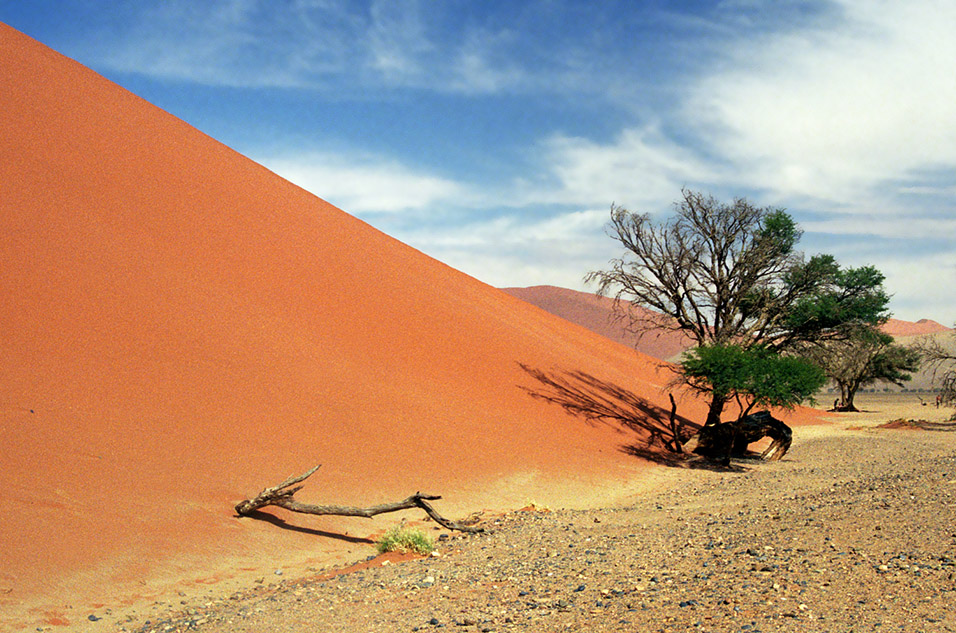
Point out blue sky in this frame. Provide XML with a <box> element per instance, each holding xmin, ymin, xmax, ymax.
<box><xmin>3</xmin><ymin>1</ymin><xmax>954</xmax><ymax>323</ymax></box>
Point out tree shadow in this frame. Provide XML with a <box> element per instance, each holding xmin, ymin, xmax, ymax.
<box><xmin>619</xmin><ymin>444</ymin><xmax>749</xmax><ymax>472</ymax></box>
<box><xmin>238</xmin><ymin>510</ymin><xmax>376</xmax><ymax>544</ymax></box>
<box><xmin>518</xmin><ymin>363</ymin><xmax>741</xmax><ymax>471</ymax></box>
<box><xmin>876</xmin><ymin>419</ymin><xmax>956</xmax><ymax>432</ymax></box>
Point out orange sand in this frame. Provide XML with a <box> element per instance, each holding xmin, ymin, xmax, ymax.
<box><xmin>0</xmin><ymin>24</ymin><xmax>827</xmax><ymax>630</ymax></box>
<box><xmin>0</xmin><ymin>23</ymin><xmax>706</xmax><ymax>630</ymax></box>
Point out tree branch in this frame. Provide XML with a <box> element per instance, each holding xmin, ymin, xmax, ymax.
<box><xmin>235</xmin><ymin>465</ymin><xmax>484</xmax><ymax>533</ymax></box>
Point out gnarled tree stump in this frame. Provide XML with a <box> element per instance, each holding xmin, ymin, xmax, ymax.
<box><xmin>690</xmin><ymin>411</ymin><xmax>792</xmax><ymax>463</ymax></box>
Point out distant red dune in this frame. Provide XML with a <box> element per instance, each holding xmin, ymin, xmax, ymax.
<box><xmin>881</xmin><ymin>318</ymin><xmax>951</xmax><ymax>338</ymax></box>
<box><xmin>0</xmin><ymin>23</ymin><xmax>748</xmax><ymax>630</ymax></box>
<box><xmin>501</xmin><ymin>286</ymin><xmax>694</xmax><ymax>361</ymax></box>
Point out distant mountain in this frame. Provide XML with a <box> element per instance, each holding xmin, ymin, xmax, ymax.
<box><xmin>501</xmin><ymin>286</ymin><xmax>693</xmax><ymax>361</ymax></box>
<box><xmin>882</xmin><ymin>318</ymin><xmax>951</xmax><ymax>338</ymax></box>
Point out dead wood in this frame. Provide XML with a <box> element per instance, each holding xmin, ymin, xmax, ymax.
<box><xmin>667</xmin><ymin>392</ymin><xmax>683</xmax><ymax>453</ymax></box>
<box><xmin>235</xmin><ymin>465</ymin><xmax>483</xmax><ymax>533</ymax></box>
<box><xmin>691</xmin><ymin>411</ymin><xmax>792</xmax><ymax>463</ymax></box>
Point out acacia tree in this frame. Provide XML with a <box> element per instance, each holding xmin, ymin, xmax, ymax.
<box><xmin>681</xmin><ymin>344</ymin><xmax>826</xmax><ymax>419</ymax></box>
<box><xmin>586</xmin><ymin>189</ymin><xmax>890</xmax><ymax>427</ymax></box>
<box><xmin>913</xmin><ymin>329</ymin><xmax>956</xmax><ymax>405</ymax></box>
<box><xmin>799</xmin><ymin>326</ymin><xmax>920</xmax><ymax>411</ymax></box>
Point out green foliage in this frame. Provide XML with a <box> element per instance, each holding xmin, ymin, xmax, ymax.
<box><xmin>785</xmin><ymin>265</ymin><xmax>890</xmax><ymax>338</ymax></box>
<box><xmin>756</xmin><ymin>210</ymin><xmax>800</xmax><ymax>258</ymax></box>
<box><xmin>376</xmin><ymin>527</ymin><xmax>435</xmax><ymax>556</ymax></box>
<box><xmin>681</xmin><ymin>344</ymin><xmax>826</xmax><ymax>415</ymax></box>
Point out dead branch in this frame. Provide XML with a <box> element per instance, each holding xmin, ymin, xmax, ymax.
<box><xmin>667</xmin><ymin>393</ymin><xmax>682</xmax><ymax>453</ymax></box>
<box><xmin>235</xmin><ymin>465</ymin><xmax>483</xmax><ymax>533</ymax></box>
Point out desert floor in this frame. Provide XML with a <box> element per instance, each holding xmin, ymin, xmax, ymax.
<box><xmin>43</xmin><ymin>394</ymin><xmax>956</xmax><ymax>632</ymax></box>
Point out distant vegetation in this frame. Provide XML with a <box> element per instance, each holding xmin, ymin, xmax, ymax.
<box><xmin>798</xmin><ymin>325</ymin><xmax>920</xmax><ymax>411</ymax></box>
<box><xmin>914</xmin><ymin>328</ymin><xmax>956</xmax><ymax>406</ymax></box>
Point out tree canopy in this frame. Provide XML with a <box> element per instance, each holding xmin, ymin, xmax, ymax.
<box><xmin>681</xmin><ymin>344</ymin><xmax>826</xmax><ymax>419</ymax></box>
<box><xmin>587</xmin><ymin>190</ymin><xmax>891</xmax><ymax>426</ymax></box>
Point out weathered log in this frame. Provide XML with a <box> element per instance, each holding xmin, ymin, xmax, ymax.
<box><xmin>235</xmin><ymin>465</ymin><xmax>484</xmax><ymax>533</ymax></box>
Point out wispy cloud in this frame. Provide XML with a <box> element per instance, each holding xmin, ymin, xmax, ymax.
<box><xmin>530</xmin><ymin>126</ymin><xmax>722</xmax><ymax>211</ymax></box>
<box><xmin>802</xmin><ymin>215</ymin><xmax>956</xmax><ymax>241</ymax></box>
<box><xmin>386</xmin><ymin>208</ymin><xmax>614</xmax><ymax>290</ymax></box>
<box><xmin>365</xmin><ymin>0</ymin><xmax>432</xmax><ymax>81</ymax></box>
<box><xmin>261</xmin><ymin>152</ymin><xmax>466</xmax><ymax>213</ymax></box>
<box><xmin>86</xmin><ymin>1</ymin><xmax>563</xmax><ymax>96</ymax></box>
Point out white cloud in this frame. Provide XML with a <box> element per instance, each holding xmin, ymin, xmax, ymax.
<box><xmin>384</xmin><ymin>208</ymin><xmax>613</xmax><ymax>290</ymax></box>
<box><xmin>96</xmin><ymin>1</ymin><xmax>346</xmax><ymax>88</ymax></box>
<box><xmin>802</xmin><ymin>215</ymin><xmax>956</xmax><ymax>241</ymax></box>
<box><xmin>365</xmin><ymin>0</ymin><xmax>432</xmax><ymax>80</ymax></box>
<box><xmin>261</xmin><ymin>152</ymin><xmax>466</xmax><ymax>213</ymax></box>
<box><xmin>688</xmin><ymin>0</ymin><xmax>956</xmax><ymax>205</ymax></box>
<box><xmin>869</xmin><ymin>252</ymin><xmax>956</xmax><ymax>322</ymax></box>
<box><xmin>531</xmin><ymin>127</ymin><xmax>720</xmax><ymax>211</ymax></box>
<box><xmin>85</xmin><ymin>1</ymin><xmax>541</xmax><ymax>95</ymax></box>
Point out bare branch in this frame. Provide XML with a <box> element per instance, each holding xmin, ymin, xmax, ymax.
<box><xmin>235</xmin><ymin>466</ymin><xmax>484</xmax><ymax>533</ymax></box>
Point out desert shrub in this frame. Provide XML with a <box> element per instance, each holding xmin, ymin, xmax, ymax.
<box><xmin>376</xmin><ymin>526</ymin><xmax>434</xmax><ymax>555</ymax></box>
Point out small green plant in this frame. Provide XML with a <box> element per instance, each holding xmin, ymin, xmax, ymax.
<box><xmin>376</xmin><ymin>526</ymin><xmax>435</xmax><ymax>555</ymax></box>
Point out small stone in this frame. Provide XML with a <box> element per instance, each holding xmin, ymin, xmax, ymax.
<box><xmin>87</xmin><ymin>614</ymin><xmax>101</xmax><ymax>622</ymax></box>
<box><xmin>274</xmin><ymin>569</ymin><xmax>283</xmax><ymax>576</ymax></box>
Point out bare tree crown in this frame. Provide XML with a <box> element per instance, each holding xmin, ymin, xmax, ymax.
<box><xmin>586</xmin><ymin>189</ymin><xmax>886</xmax><ymax>352</ymax></box>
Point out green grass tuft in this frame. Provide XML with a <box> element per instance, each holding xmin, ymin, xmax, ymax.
<box><xmin>376</xmin><ymin>526</ymin><xmax>435</xmax><ymax>555</ymax></box>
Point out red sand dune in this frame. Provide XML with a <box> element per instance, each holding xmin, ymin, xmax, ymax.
<box><xmin>502</xmin><ymin>286</ymin><xmax>694</xmax><ymax>361</ymax></box>
<box><xmin>881</xmin><ymin>318</ymin><xmax>951</xmax><ymax>338</ymax></box>
<box><xmin>0</xmin><ymin>23</ymin><xmax>719</xmax><ymax>629</ymax></box>
<box><xmin>0</xmin><ymin>24</ymin><xmax>825</xmax><ymax>630</ymax></box>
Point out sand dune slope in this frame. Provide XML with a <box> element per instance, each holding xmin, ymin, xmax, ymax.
<box><xmin>0</xmin><ymin>24</ymin><xmax>724</xmax><ymax>628</ymax></box>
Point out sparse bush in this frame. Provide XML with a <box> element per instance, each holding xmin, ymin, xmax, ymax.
<box><xmin>376</xmin><ymin>526</ymin><xmax>434</xmax><ymax>555</ymax></box>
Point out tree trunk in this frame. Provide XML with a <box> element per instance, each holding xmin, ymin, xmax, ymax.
<box><xmin>837</xmin><ymin>381</ymin><xmax>860</xmax><ymax>412</ymax></box>
<box><xmin>704</xmin><ymin>393</ymin><xmax>727</xmax><ymax>427</ymax></box>
<box><xmin>692</xmin><ymin>411</ymin><xmax>792</xmax><ymax>461</ymax></box>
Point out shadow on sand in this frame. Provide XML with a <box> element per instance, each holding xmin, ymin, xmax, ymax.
<box><xmin>239</xmin><ymin>510</ymin><xmax>376</xmax><ymax>544</ymax></box>
<box><xmin>877</xmin><ymin>419</ymin><xmax>956</xmax><ymax>432</ymax></box>
<box><xmin>518</xmin><ymin>363</ymin><xmax>745</xmax><ymax>471</ymax></box>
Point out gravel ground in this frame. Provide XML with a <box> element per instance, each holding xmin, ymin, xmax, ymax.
<box><xmin>115</xmin><ymin>421</ymin><xmax>956</xmax><ymax>633</ymax></box>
